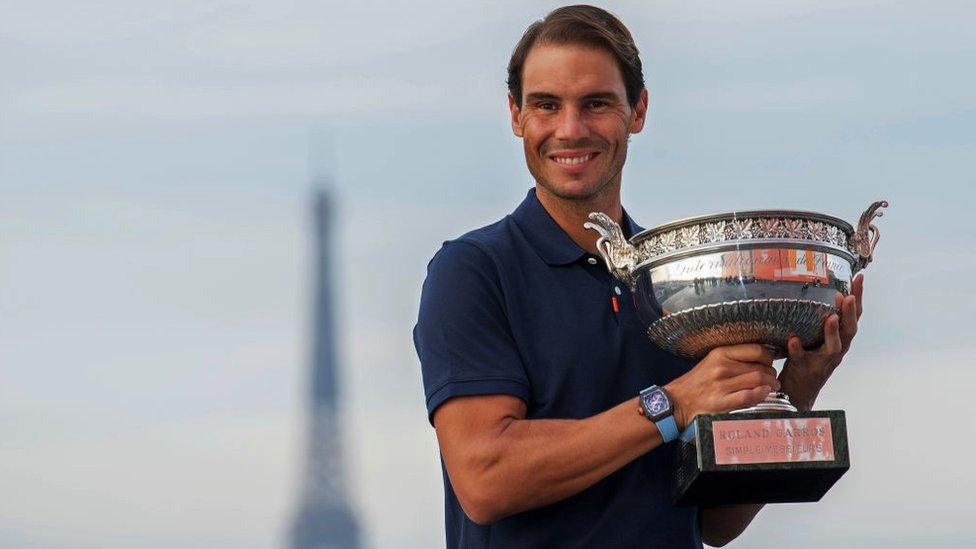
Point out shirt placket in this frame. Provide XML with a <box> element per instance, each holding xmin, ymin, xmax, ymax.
<box><xmin>581</xmin><ymin>254</ymin><xmax>629</xmax><ymax>324</ymax></box>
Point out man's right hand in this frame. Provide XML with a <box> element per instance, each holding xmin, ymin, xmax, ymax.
<box><xmin>664</xmin><ymin>344</ymin><xmax>779</xmax><ymax>430</ymax></box>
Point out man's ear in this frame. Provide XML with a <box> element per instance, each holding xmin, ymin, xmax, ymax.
<box><xmin>629</xmin><ymin>88</ymin><xmax>649</xmax><ymax>134</ymax></box>
<box><xmin>508</xmin><ymin>92</ymin><xmax>523</xmax><ymax>137</ymax></box>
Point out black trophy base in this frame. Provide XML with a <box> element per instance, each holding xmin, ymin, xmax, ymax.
<box><xmin>672</xmin><ymin>410</ymin><xmax>849</xmax><ymax>506</ymax></box>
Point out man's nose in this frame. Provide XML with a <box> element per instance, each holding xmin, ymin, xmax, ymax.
<box><xmin>553</xmin><ymin>107</ymin><xmax>589</xmax><ymax>141</ymax></box>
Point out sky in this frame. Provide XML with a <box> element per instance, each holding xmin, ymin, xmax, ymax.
<box><xmin>1</xmin><ymin>1</ymin><xmax>975</xmax><ymax>547</ymax></box>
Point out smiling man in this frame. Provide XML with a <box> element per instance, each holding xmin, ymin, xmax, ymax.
<box><xmin>414</xmin><ymin>5</ymin><xmax>862</xmax><ymax>548</ymax></box>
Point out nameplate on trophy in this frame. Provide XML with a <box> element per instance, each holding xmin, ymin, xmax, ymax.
<box><xmin>711</xmin><ymin>417</ymin><xmax>836</xmax><ymax>465</ymax></box>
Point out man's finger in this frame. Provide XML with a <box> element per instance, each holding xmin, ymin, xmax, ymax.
<box><xmin>839</xmin><ymin>295</ymin><xmax>858</xmax><ymax>352</ymax></box>
<box><xmin>787</xmin><ymin>336</ymin><xmax>806</xmax><ymax>360</ymax></box>
<box><xmin>853</xmin><ymin>274</ymin><xmax>864</xmax><ymax>320</ymax></box>
<box><xmin>718</xmin><ymin>343</ymin><xmax>776</xmax><ymax>365</ymax></box>
<box><xmin>707</xmin><ymin>360</ymin><xmax>777</xmax><ymax>380</ymax></box>
<box><xmin>822</xmin><ymin>314</ymin><xmax>842</xmax><ymax>357</ymax></box>
<box><xmin>721</xmin><ymin>370</ymin><xmax>780</xmax><ymax>394</ymax></box>
<box><xmin>724</xmin><ymin>385</ymin><xmax>772</xmax><ymax>412</ymax></box>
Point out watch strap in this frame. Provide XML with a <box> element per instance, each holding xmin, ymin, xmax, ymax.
<box><xmin>655</xmin><ymin>414</ymin><xmax>679</xmax><ymax>443</ymax></box>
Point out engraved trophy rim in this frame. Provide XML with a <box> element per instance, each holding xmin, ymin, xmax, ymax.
<box><xmin>635</xmin><ymin>238</ymin><xmax>855</xmax><ymax>275</ymax></box>
<box><xmin>630</xmin><ymin>208</ymin><xmax>860</xmax><ymax>275</ymax></box>
<box><xmin>631</xmin><ymin>208</ymin><xmax>856</xmax><ymax>242</ymax></box>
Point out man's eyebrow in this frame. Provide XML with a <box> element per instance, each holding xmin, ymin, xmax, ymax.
<box><xmin>581</xmin><ymin>92</ymin><xmax>623</xmax><ymax>102</ymax></box>
<box><xmin>524</xmin><ymin>91</ymin><xmax>624</xmax><ymax>103</ymax></box>
<box><xmin>524</xmin><ymin>92</ymin><xmax>561</xmax><ymax>103</ymax></box>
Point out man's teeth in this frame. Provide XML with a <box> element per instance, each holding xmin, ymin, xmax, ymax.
<box><xmin>553</xmin><ymin>154</ymin><xmax>594</xmax><ymax>165</ymax></box>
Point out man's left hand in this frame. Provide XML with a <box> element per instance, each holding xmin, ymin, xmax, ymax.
<box><xmin>779</xmin><ymin>274</ymin><xmax>864</xmax><ymax>411</ymax></box>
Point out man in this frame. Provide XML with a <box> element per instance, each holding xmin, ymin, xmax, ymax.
<box><xmin>414</xmin><ymin>5</ymin><xmax>862</xmax><ymax>548</ymax></box>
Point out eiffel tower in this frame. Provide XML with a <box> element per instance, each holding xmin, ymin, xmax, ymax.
<box><xmin>291</xmin><ymin>189</ymin><xmax>361</xmax><ymax>549</ymax></box>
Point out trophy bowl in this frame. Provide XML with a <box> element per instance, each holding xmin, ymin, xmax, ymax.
<box><xmin>585</xmin><ymin>201</ymin><xmax>888</xmax><ymax>361</ymax></box>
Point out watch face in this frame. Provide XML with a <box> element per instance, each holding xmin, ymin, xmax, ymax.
<box><xmin>645</xmin><ymin>389</ymin><xmax>671</xmax><ymax>417</ymax></box>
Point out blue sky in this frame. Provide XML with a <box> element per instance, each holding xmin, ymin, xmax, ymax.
<box><xmin>1</xmin><ymin>1</ymin><xmax>974</xmax><ymax>547</ymax></box>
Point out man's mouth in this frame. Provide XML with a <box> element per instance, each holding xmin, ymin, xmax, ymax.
<box><xmin>549</xmin><ymin>151</ymin><xmax>600</xmax><ymax>167</ymax></box>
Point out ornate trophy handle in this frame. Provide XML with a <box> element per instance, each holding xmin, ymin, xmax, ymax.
<box><xmin>849</xmin><ymin>200</ymin><xmax>889</xmax><ymax>273</ymax></box>
<box><xmin>584</xmin><ymin>212</ymin><xmax>640</xmax><ymax>291</ymax></box>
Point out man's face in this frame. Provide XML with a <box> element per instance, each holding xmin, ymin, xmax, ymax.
<box><xmin>509</xmin><ymin>43</ymin><xmax>648</xmax><ymax>202</ymax></box>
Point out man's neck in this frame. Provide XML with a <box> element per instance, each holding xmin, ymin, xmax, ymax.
<box><xmin>534</xmin><ymin>183</ymin><xmax>624</xmax><ymax>255</ymax></box>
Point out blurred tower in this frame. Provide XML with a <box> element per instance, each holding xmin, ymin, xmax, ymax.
<box><xmin>291</xmin><ymin>188</ymin><xmax>361</xmax><ymax>549</ymax></box>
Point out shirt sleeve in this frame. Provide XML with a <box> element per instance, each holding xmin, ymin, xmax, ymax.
<box><xmin>414</xmin><ymin>240</ymin><xmax>530</xmax><ymax>425</ymax></box>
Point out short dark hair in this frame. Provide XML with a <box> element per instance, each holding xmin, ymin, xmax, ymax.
<box><xmin>507</xmin><ymin>5</ymin><xmax>645</xmax><ymax>108</ymax></box>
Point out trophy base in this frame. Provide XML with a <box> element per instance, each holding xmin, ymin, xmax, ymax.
<box><xmin>672</xmin><ymin>410</ymin><xmax>849</xmax><ymax>506</ymax></box>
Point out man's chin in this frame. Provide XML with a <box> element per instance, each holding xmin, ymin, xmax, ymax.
<box><xmin>538</xmin><ymin>178</ymin><xmax>610</xmax><ymax>202</ymax></box>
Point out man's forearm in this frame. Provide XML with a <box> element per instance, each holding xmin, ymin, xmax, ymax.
<box><xmin>440</xmin><ymin>396</ymin><xmax>663</xmax><ymax>524</ymax></box>
<box><xmin>701</xmin><ymin>504</ymin><xmax>763</xmax><ymax>547</ymax></box>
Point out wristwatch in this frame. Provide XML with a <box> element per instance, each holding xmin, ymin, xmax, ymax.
<box><xmin>638</xmin><ymin>385</ymin><xmax>679</xmax><ymax>443</ymax></box>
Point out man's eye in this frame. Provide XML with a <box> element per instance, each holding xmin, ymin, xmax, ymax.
<box><xmin>586</xmin><ymin>100</ymin><xmax>608</xmax><ymax>109</ymax></box>
<box><xmin>538</xmin><ymin>102</ymin><xmax>557</xmax><ymax>111</ymax></box>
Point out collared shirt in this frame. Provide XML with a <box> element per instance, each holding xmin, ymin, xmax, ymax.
<box><xmin>414</xmin><ymin>188</ymin><xmax>701</xmax><ymax>549</ymax></box>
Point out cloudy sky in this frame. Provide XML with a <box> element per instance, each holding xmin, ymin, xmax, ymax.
<box><xmin>1</xmin><ymin>1</ymin><xmax>974</xmax><ymax>547</ymax></box>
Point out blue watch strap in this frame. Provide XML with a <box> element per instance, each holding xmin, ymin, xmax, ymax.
<box><xmin>655</xmin><ymin>414</ymin><xmax>679</xmax><ymax>443</ymax></box>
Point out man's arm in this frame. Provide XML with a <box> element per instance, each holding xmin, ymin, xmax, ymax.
<box><xmin>699</xmin><ymin>276</ymin><xmax>865</xmax><ymax>547</ymax></box>
<box><xmin>434</xmin><ymin>394</ymin><xmax>662</xmax><ymax>525</ymax></box>
<box><xmin>433</xmin><ymin>344</ymin><xmax>780</xmax><ymax>525</ymax></box>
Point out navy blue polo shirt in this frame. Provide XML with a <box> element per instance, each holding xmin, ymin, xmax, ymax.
<box><xmin>414</xmin><ymin>189</ymin><xmax>701</xmax><ymax>549</ymax></box>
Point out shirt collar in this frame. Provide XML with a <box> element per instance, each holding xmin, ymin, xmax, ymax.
<box><xmin>510</xmin><ymin>188</ymin><xmax>643</xmax><ymax>266</ymax></box>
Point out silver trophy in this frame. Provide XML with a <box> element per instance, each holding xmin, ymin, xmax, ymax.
<box><xmin>586</xmin><ymin>202</ymin><xmax>888</xmax><ymax>505</ymax></box>
<box><xmin>584</xmin><ymin>201</ymin><xmax>888</xmax><ymax>413</ymax></box>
